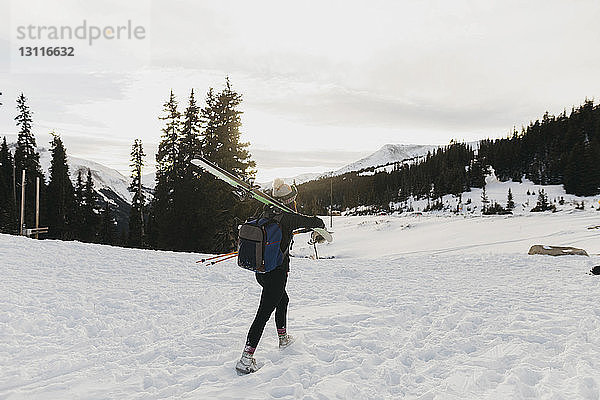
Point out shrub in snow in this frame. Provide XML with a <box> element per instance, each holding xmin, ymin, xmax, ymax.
<box><xmin>483</xmin><ymin>202</ymin><xmax>512</xmax><ymax>215</ymax></box>
<box><xmin>531</xmin><ymin>189</ymin><xmax>556</xmax><ymax>212</ymax></box>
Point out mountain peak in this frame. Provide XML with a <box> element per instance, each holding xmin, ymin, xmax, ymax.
<box><xmin>333</xmin><ymin>143</ymin><xmax>440</xmax><ymax>176</ymax></box>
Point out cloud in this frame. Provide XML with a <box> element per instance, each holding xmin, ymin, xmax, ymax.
<box><xmin>3</xmin><ymin>0</ymin><xmax>600</xmax><ymax>175</ymax></box>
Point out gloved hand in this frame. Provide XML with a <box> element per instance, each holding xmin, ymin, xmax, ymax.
<box><xmin>314</xmin><ymin>217</ymin><xmax>325</xmax><ymax>229</ymax></box>
<box><xmin>310</xmin><ymin>230</ymin><xmax>327</xmax><ymax>244</ymax></box>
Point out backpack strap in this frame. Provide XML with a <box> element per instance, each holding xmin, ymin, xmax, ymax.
<box><xmin>266</xmin><ymin>212</ymin><xmax>289</xmax><ymax>256</ymax></box>
<box><xmin>260</xmin><ymin>206</ymin><xmax>283</xmax><ymax>222</ymax></box>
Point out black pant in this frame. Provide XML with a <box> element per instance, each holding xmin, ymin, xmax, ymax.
<box><xmin>246</xmin><ymin>267</ymin><xmax>289</xmax><ymax>348</ymax></box>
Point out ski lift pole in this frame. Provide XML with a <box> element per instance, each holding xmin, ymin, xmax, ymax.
<box><xmin>330</xmin><ymin>177</ymin><xmax>333</xmax><ymax>229</ymax></box>
<box><xmin>19</xmin><ymin>170</ymin><xmax>25</xmax><ymax>235</ymax></box>
<box><xmin>35</xmin><ymin>177</ymin><xmax>40</xmax><ymax>239</ymax></box>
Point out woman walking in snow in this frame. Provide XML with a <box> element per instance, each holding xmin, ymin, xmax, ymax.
<box><xmin>236</xmin><ymin>179</ymin><xmax>325</xmax><ymax>375</ymax></box>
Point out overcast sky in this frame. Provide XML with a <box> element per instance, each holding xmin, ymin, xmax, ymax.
<box><xmin>1</xmin><ymin>0</ymin><xmax>600</xmax><ymax>181</ymax></box>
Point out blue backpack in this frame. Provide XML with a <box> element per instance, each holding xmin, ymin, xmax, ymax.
<box><xmin>237</xmin><ymin>214</ymin><xmax>284</xmax><ymax>273</ymax></box>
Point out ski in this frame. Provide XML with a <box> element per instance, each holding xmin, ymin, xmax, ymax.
<box><xmin>191</xmin><ymin>157</ymin><xmax>296</xmax><ymax>214</ymax></box>
<box><xmin>190</xmin><ymin>157</ymin><xmax>333</xmax><ymax>242</ymax></box>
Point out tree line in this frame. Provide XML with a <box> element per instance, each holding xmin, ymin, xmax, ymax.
<box><xmin>0</xmin><ymin>94</ymin><xmax>118</xmax><ymax>243</ymax></box>
<box><xmin>479</xmin><ymin>99</ymin><xmax>600</xmax><ymax>196</ymax></box>
<box><xmin>0</xmin><ymin>78</ymin><xmax>255</xmax><ymax>253</ymax></box>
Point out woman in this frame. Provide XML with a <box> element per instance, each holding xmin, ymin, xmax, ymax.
<box><xmin>236</xmin><ymin>178</ymin><xmax>325</xmax><ymax>375</ymax></box>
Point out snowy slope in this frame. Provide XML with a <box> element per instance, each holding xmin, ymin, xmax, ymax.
<box><xmin>2</xmin><ymin>210</ymin><xmax>600</xmax><ymax>399</ymax></box>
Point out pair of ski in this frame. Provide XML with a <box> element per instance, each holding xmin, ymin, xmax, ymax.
<box><xmin>190</xmin><ymin>157</ymin><xmax>333</xmax><ymax>258</ymax></box>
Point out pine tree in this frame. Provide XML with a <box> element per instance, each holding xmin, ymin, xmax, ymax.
<box><xmin>156</xmin><ymin>90</ymin><xmax>181</xmax><ymax>180</ymax></box>
<box><xmin>45</xmin><ymin>133</ymin><xmax>76</xmax><ymax>239</ymax></box>
<box><xmin>172</xmin><ymin>89</ymin><xmax>207</xmax><ymax>251</ymax></box>
<box><xmin>506</xmin><ymin>188</ymin><xmax>515</xmax><ymax>210</ymax></box>
<box><xmin>14</xmin><ymin>93</ymin><xmax>43</xmax><ymax>231</ymax></box>
<box><xmin>80</xmin><ymin>169</ymin><xmax>100</xmax><ymax>242</ymax></box>
<box><xmin>0</xmin><ymin>137</ymin><xmax>17</xmax><ymax>233</ymax></box>
<box><xmin>127</xmin><ymin>139</ymin><xmax>146</xmax><ymax>247</ymax></box>
<box><xmin>177</xmin><ymin>89</ymin><xmax>202</xmax><ymax>173</ymax></box>
<box><xmin>538</xmin><ymin>189</ymin><xmax>548</xmax><ymax>209</ymax></box>
<box><xmin>99</xmin><ymin>200</ymin><xmax>116</xmax><ymax>245</ymax></box>
<box><xmin>73</xmin><ymin>170</ymin><xmax>84</xmax><ymax>239</ymax></box>
<box><xmin>149</xmin><ymin>91</ymin><xmax>181</xmax><ymax>250</ymax></box>
<box><xmin>201</xmin><ymin>78</ymin><xmax>256</xmax><ymax>252</ymax></box>
<box><xmin>481</xmin><ymin>186</ymin><xmax>489</xmax><ymax>213</ymax></box>
<box><xmin>212</xmin><ymin>78</ymin><xmax>255</xmax><ymax>176</ymax></box>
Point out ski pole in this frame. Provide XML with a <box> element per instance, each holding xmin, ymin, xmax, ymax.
<box><xmin>293</xmin><ymin>228</ymin><xmax>311</xmax><ymax>234</ymax></box>
<box><xmin>197</xmin><ymin>251</ymin><xmax>238</xmax><ymax>263</ymax></box>
<box><xmin>207</xmin><ymin>254</ymin><xmax>238</xmax><ymax>266</ymax></box>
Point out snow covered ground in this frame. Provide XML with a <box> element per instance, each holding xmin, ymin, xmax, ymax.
<box><xmin>2</xmin><ymin>210</ymin><xmax>600</xmax><ymax>399</ymax></box>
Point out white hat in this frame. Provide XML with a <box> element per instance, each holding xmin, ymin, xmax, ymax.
<box><xmin>272</xmin><ymin>178</ymin><xmax>298</xmax><ymax>205</ymax></box>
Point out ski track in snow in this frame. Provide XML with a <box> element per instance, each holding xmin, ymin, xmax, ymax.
<box><xmin>2</xmin><ymin>212</ymin><xmax>600</xmax><ymax>399</ymax></box>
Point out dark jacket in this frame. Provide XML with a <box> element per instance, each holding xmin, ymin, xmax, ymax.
<box><xmin>261</xmin><ymin>206</ymin><xmax>325</xmax><ymax>272</ymax></box>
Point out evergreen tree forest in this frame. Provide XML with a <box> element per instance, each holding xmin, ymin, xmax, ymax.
<box><xmin>0</xmin><ymin>81</ymin><xmax>254</xmax><ymax>253</ymax></box>
<box><xmin>148</xmin><ymin>79</ymin><xmax>256</xmax><ymax>253</ymax></box>
<box><xmin>479</xmin><ymin>99</ymin><xmax>600</xmax><ymax>196</ymax></box>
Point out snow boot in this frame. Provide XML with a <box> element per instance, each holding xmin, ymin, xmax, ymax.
<box><xmin>278</xmin><ymin>328</ymin><xmax>295</xmax><ymax>349</ymax></box>
<box><xmin>236</xmin><ymin>346</ymin><xmax>259</xmax><ymax>375</ymax></box>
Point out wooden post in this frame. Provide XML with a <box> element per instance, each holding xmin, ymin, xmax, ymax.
<box><xmin>35</xmin><ymin>176</ymin><xmax>40</xmax><ymax>239</ymax></box>
<box><xmin>19</xmin><ymin>170</ymin><xmax>25</xmax><ymax>235</ymax></box>
<box><xmin>13</xmin><ymin>164</ymin><xmax>17</xmax><ymax>232</ymax></box>
<box><xmin>330</xmin><ymin>177</ymin><xmax>333</xmax><ymax>228</ymax></box>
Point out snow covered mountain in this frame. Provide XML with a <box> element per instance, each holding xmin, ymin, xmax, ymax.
<box><xmin>260</xmin><ymin>143</ymin><xmax>442</xmax><ymax>187</ymax></box>
<box><xmin>331</xmin><ymin>143</ymin><xmax>440</xmax><ymax>176</ymax></box>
